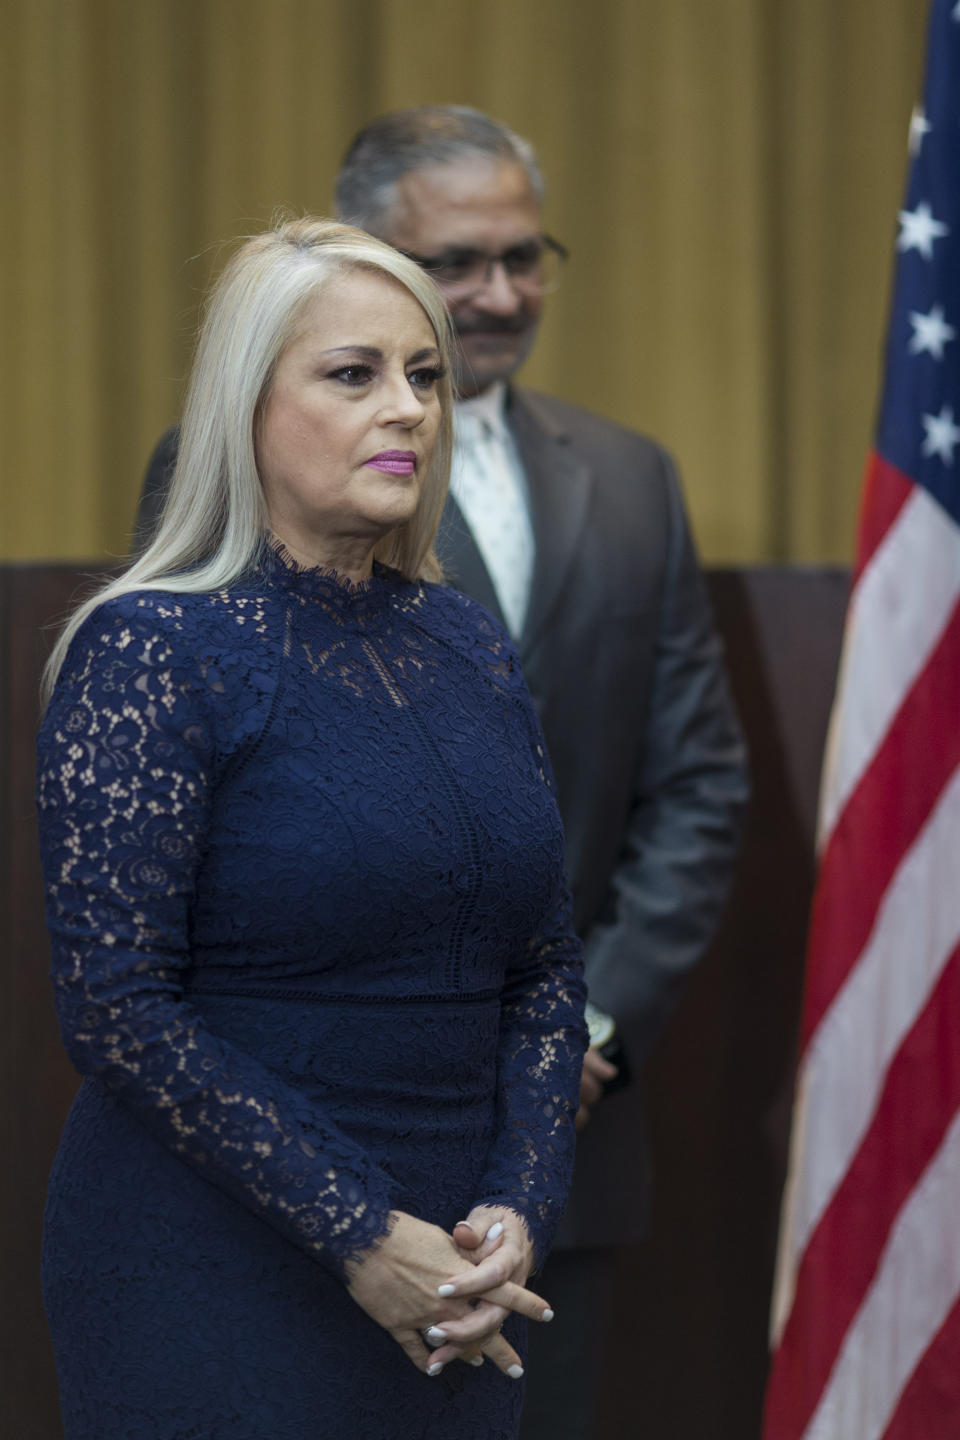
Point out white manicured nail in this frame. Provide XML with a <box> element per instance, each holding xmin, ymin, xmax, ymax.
<box><xmin>541</xmin><ymin>1308</ymin><xmax>554</xmax><ymax>1322</ymax></box>
<box><xmin>485</xmin><ymin>1221</ymin><xmax>504</xmax><ymax>1241</ymax></box>
<box><xmin>468</xmin><ymin>1355</ymin><xmax>484</xmax><ymax>1367</ymax></box>
<box><xmin>427</xmin><ymin>1362</ymin><xmax>444</xmax><ymax>1377</ymax></box>
<box><xmin>425</xmin><ymin>1326</ymin><xmax>447</xmax><ymax>1344</ymax></box>
<box><xmin>507</xmin><ymin>1364</ymin><xmax>524</xmax><ymax>1379</ymax></box>
<box><xmin>437</xmin><ymin>1283</ymin><xmax>456</xmax><ymax>1297</ymax></box>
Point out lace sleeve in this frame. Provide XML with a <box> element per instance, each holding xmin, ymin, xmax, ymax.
<box><xmin>36</xmin><ymin>596</ymin><xmax>395</xmax><ymax>1278</ymax></box>
<box><xmin>468</xmin><ymin>640</ymin><xmax>588</xmax><ymax>1268</ymax></box>
<box><xmin>477</xmin><ymin>887</ymin><xmax>586</xmax><ymax>1269</ymax></box>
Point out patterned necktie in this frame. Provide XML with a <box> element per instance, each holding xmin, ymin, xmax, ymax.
<box><xmin>451</xmin><ymin>411</ymin><xmax>535</xmax><ymax>639</ymax></box>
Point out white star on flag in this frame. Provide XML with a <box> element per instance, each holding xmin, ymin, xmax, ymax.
<box><xmin>909</xmin><ymin>106</ymin><xmax>932</xmax><ymax>155</ymax></box>
<box><xmin>908</xmin><ymin>303</ymin><xmax>957</xmax><ymax>358</ymax></box>
<box><xmin>898</xmin><ymin>201</ymin><xmax>950</xmax><ymax>258</ymax></box>
<box><xmin>920</xmin><ymin>403</ymin><xmax>960</xmax><ymax>463</ymax></box>
<box><xmin>953</xmin><ymin>0</ymin><xmax>960</xmax><ymax>19</ymax></box>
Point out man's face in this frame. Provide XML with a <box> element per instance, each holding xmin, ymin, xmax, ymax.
<box><xmin>382</xmin><ymin>158</ymin><xmax>544</xmax><ymax>397</ymax></box>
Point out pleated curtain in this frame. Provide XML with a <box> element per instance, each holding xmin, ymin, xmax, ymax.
<box><xmin>0</xmin><ymin>0</ymin><xmax>926</xmax><ymax>564</ymax></box>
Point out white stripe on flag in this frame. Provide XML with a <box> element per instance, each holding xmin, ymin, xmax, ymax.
<box><xmin>818</xmin><ymin>487</ymin><xmax>960</xmax><ymax>849</ymax></box>
<box><xmin>770</xmin><ymin>761</ymin><xmax>960</xmax><ymax>1344</ymax></box>
<box><xmin>805</xmin><ymin>1107</ymin><xmax>960</xmax><ymax>1440</ymax></box>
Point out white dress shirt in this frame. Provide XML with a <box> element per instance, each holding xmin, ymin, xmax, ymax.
<box><xmin>449</xmin><ymin>383</ymin><xmax>536</xmax><ymax>639</ymax></box>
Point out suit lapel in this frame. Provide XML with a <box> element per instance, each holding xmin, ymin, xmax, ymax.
<box><xmin>435</xmin><ymin>492</ymin><xmax>506</xmax><ymax>626</ymax></box>
<box><xmin>508</xmin><ymin>389</ymin><xmax>592</xmax><ymax>660</ymax></box>
<box><xmin>436</xmin><ymin>389</ymin><xmax>594</xmax><ymax>654</ymax></box>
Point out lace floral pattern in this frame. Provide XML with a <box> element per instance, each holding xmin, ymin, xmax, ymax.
<box><xmin>37</xmin><ymin>551</ymin><xmax>586</xmax><ymax>1438</ymax></box>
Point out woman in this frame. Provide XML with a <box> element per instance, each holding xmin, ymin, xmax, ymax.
<box><xmin>36</xmin><ymin>218</ymin><xmax>587</xmax><ymax>1439</ymax></box>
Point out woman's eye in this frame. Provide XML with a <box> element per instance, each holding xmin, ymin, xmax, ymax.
<box><xmin>408</xmin><ymin>367</ymin><xmax>445</xmax><ymax>391</ymax></box>
<box><xmin>329</xmin><ymin>365</ymin><xmax>374</xmax><ymax>386</ymax></box>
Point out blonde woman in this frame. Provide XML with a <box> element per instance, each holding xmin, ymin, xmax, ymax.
<box><xmin>37</xmin><ymin>219</ymin><xmax>586</xmax><ymax>1439</ymax></box>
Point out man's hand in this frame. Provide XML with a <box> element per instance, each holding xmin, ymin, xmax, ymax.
<box><xmin>575</xmin><ymin>1045</ymin><xmax>619</xmax><ymax>1131</ymax></box>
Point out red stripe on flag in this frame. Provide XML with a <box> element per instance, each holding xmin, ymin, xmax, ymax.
<box><xmin>800</xmin><ymin>596</ymin><xmax>960</xmax><ymax>1051</ymax></box>
<box><xmin>853</xmin><ymin>453</ymin><xmax>916</xmax><ymax>584</ymax></box>
<box><xmin>762</xmin><ymin>940</ymin><xmax>960</xmax><ymax>1440</ymax></box>
<box><xmin>880</xmin><ymin>1292</ymin><xmax>960</xmax><ymax>1440</ymax></box>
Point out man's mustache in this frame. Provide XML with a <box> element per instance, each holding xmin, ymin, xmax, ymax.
<box><xmin>454</xmin><ymin>313</ymin><xmax>532</xmax><ymax>337</ymax></box>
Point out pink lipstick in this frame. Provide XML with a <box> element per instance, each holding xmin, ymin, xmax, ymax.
<box><xmin>366</xmin><ymin>450</ymin><xmax>417</xmax><ymax>476</ymax></box>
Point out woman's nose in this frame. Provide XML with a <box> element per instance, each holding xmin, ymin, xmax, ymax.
<box><xmin>382</xmin><ymin>376</ymin><xmax>427</xmax><ymax>426</ymax></box>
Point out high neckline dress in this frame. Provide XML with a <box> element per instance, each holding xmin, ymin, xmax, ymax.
<box><xmin>36</xmin><ymin>548</ymin><xmax>586</xmax><ymax>1440</ymax></box>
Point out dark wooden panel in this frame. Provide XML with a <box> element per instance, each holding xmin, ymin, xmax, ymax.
<box><xmin>597</xmin><ymin>567</ymin><xmax>850</xmax><ymax>1440</ymax></box>
<box><xmin>1</xmin><ymin>563</ymin><xmax>849</xmax><ymax>1440</ymax></box>
<box><xmin>1</xmin><ymin>566</ymin><xmax>108</xmax><ymax>1440</ymax></box>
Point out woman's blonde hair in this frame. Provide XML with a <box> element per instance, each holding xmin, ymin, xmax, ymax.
<box><xmin>42</xmin><ymin>217</ymin><xmax>455</xmax><ymax>701</ymax></box>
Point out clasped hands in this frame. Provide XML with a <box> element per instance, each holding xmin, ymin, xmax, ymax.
<box><xmin>345</xmin><ymin>1204</ymin><xmax>552</xmax><ymax>1380</ymax></box>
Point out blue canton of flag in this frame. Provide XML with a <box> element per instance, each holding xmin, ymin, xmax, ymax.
<box><xmin>878</xmin><ymin>0</ymin><xmax>960</xmax><ymax>524</ymax></box>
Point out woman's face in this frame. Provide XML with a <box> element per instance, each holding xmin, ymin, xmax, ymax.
<box><xmin>257</xmin><ymin>268</ymin><xmax>444</xmax><ymax>571</ymax></box>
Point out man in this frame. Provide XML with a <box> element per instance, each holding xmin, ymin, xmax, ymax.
<box><xmin>136</xmin><ymin>106</ymin><xmax>748</xmax><ymax>1438</ymax></box>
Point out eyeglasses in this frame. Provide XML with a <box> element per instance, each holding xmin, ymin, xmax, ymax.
<box><xmin>397</xmin><ymin>234</ymin><xmax>569</xmax><ymax>298</ymax></box>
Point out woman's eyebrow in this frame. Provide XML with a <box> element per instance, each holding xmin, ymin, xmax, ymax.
<box><xmin>318</xmin><ymin>345</ymin><xmax>441</xmax><ymax>363</ymax></box>
<box><xmin>319</xmin><ymin>345</ymin><xmax>383</xmax><ymax>360</ymax></box>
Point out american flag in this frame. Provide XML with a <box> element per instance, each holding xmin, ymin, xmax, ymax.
<box><xmin>762</xmin><ymin>2</ymin><xmax>960</xmax><ymax>1437</ymax></box>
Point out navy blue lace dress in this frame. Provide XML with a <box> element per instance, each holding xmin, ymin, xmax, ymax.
<box><xmin>36</xmin><ymin>549</ymin><xmax>586</xmax><ymax>1440</ymax></box>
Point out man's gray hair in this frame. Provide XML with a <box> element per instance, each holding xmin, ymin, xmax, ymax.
<box><xmin>335</xmin><ymin>105</ymin><xmax>545</xmax><ymax>236</ymax></box>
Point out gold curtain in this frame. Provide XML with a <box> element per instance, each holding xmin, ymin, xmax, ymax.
<box><xmin>0</xmin><ymin>0</ymin><xmax>927</xmax><ymax>563</ymax></box>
